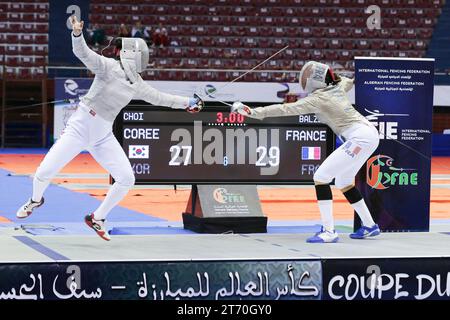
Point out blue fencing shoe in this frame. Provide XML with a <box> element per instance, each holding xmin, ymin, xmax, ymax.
<box><xmin>350</xmin><ymin>224</ymin><xmax>381</xmax><ymax>239</ymax></box>
<box><xmin>307</xmin><ymin>226</ymin><xmax>339</xmax><ymax>243</ymax></box>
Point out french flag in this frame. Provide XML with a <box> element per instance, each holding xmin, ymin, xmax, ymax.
<box><xmin>301</xmin><ymin>147</ymin><xmax>321</xmax><ymax>160</ymax></box>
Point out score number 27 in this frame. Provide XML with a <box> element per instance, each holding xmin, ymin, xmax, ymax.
<box><xmin>169</xmin><ymin>145</ymin><xmax>280</xmax><ymax>166</ymax></box>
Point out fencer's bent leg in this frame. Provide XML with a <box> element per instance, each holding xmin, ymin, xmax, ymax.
<box><xmin>336</xmin><ymin>171</ymin><xmax>376</xmax><ymax>227</ymax></box>
<box><xmin>33</xmin><ymin>133</ymin><xmax>85</xmax><ymax>202</ymax></box>
<box><xmin>89</xmin><ymin>133</ymin><xmax>135</xmax><ymax>220</ymax></box>
<box><xmin>342</xmin><ymin>185</ymin><xmax>376</xmax><ymax>227</ymax></box>
<box><xmin>334</xmin><ymin>125</ymin><xmax>379</xmax><ymax>227</ymax></box>
<box><xmin>312</xmin><ymin>146</ymin><xmax>345</xmax><ymax>232</ymax></box>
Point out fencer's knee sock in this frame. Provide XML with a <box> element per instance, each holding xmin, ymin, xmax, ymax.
<box><xmin>93</xmin><ymin>183</ymin><xmax>131</xmax><ymax>220</ymax></box>
<box><xmin>315</xmin><ymin>184</ymin><xmax>334</xmax><ymax>232</ymax></box>
<box><xmin>343</xmin><ymin>187</ymin><xmax>376</xmax><ymax>227</ymax></box>
<box><xmin>32</xmin><ymin>175</ymin><xmax>50</xmax><ymax>202</ymax></box>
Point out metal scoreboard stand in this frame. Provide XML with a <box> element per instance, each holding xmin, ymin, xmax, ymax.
<box><xmin>182</xmin><ymin>184</ymin><xmax>267</xmax><ymax>234</ymax></box>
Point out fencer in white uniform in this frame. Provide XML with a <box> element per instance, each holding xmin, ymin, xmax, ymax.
<box><xmin>16</xmin><ymin>16</ymin><xmax>203</xmax><ymax>241</ymax></box>
<box><xmin>232</xmin><ymin>61</ymin><xmax>381</xmax><ymax>243</ymax></box>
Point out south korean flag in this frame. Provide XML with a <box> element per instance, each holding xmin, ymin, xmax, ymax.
<box><xmin>129</xmin><ymin>145</ymin><xmax>149</xmax><ymax>159</ymax></box>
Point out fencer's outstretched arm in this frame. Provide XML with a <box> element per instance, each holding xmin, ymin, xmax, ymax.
<box><xmin>245</xmin><ymin>97</ymin><xmax>316</xmax><ymax>120</ymax></box>
<box><xmin>135</xmin><ymin>81</ymin><xmax>190</xmax><ymax>109</ymax></box>
<box><xmin>70</xmin><ymin>15</ymin><xmax>110</xmax><ymax>74</ymax></box>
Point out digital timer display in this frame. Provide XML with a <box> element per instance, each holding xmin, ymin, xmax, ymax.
<box><xmin>216</xmin><ymin>112</ymin><xmax>245</xmax><ymax>124</ymax></box>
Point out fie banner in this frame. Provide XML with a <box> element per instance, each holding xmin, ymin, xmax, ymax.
<box><xmin>354</xmin><ymin>57</ymin><xmax>434</xmax><ymax>232</ymax></box>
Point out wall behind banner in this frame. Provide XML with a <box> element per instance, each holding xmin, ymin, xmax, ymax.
<box><xmin>53</xmin><ymin>79</ymin><xmax>300</xmax><ymax>141</ymax></box>
<box><xmin>49</xmin><ymin>0</ymin><xmax>91</xmax><ymax>66</ymax></box>
<box><xmin>354</xmin><ymin>57</ymin><xmax>434</xmax><ymax>232</ymax></box>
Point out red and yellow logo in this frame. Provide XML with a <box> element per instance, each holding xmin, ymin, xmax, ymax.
<box><xmin>367</xmin><ymin>155</ymin><xmax>418</xmax><ymax>189</ymax></box>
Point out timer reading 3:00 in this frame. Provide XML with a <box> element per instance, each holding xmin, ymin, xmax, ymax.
<box><xmin>216</xmin><ymin>112</ymin><xmax>245</xmax><ymax>124</ymax></box>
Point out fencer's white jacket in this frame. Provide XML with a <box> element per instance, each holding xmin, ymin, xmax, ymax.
<box><xmin>72</xmin><ymin>33</ymin><xmax>190</xmax><ymax>122</ymax></box>
<box><xmin>248</xmin><ymin>77</ymin><xmax>372</xmax><ymax>136</ymax></box>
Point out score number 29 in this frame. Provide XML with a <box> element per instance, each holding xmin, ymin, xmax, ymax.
<box><xmin>255</xmin><ymin>146</ymin><xmax>279</xmax><ymax>167</ymax></box>
<box><xmin>169</xmin><ymin>145</ymin><xmax>280</xmax><ymax>167</ymax></box>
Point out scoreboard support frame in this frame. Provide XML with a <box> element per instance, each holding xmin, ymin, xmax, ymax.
<box><xmin>113</xmin><ymin>105</ymin><xmax>336</xmax><ymax>234</ymax></box>
<box><xmin>182</xmin><ymin>184</ymin><xmax>268</xmax><ymax>234</ymax></box>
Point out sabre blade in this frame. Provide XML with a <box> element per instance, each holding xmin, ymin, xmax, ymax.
<box><xmin>200</xmin><ymin>45</ymin><xmax>289</xmax><ymax>99</ymax></box>
<box><xmin>5</xmin><ymin>98</ymin><xmax>78</xmax><ymax>112</ymax></box>
<box><xmin>210</xmin><ymin>100</ymin><xmax>233</xmax><ymax>108</ymax></box>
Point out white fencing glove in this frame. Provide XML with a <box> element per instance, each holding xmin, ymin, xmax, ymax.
<box><xmin>231</xmin><ymin>102</ymin><xmax>253</xmax><ymax>116</ymax></box>
<box><xmin>186</xmin><ymin>93</ymin><xmax>204</xmax><ymax>113</ymax></box>
<box><xmin>70</xmin><ymin>15</ymin><xmax>84</xmax><ymax>36</ymax></box>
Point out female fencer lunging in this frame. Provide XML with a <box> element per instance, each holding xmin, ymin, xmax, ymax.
<box><xmin>232</xmin><ymin>61</ymin><xmax>380</xmax><ymax>243</ymax></box>
<box><xmin>16</xmin><ymin>16</ymin><xmax>203</xmax><ymax>241</ymax></box>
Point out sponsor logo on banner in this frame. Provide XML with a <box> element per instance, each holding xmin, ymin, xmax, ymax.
<box><xmin>129</xmin><ymin>145</ymin><xmax>149</xmax><ymax>159</ymax></box>
<box><xmin>64</xmin><ymin>79</ymin><xmax>79</xmax><ymax>96</ymax></box>
<box><xmin>343</xmin><ymin>141</ymin><xmax>362</xmax><ymax>158</ymax></box>
<box><xmin>366</xmin><ymin>155</ymin><xmax>418</xmax><ymax>189</ymax></box>
<box><xmin>301</xmin><ymin>147</ymin><xmax>321</xmax><ymax>160</ymax></box>
<box><xmin>204</xmin><ymin>84</ymin><xmax>217</xmax><ymax>98</ymax></box>
<box><xmin>363</xmin><ymin>108</ymin><xmax>411</xmax><ymax>140</ymax></box>
<box><xmin>276</xmin><ymin>83</ymin><xmax>290</xmax><ymax>99</ymax></box>
<box><xmin>60</xmin><ymin>79</ymin><xmax>89</xmax><ymax>102</ymax></box>
<box><xmin>63</xmin><ymin>79</ymin><xmax>89</xmax><ymax>97</ymax></box>
<box><xmin>213</xmin><ymin>188</ymin><xmax>245</xmax><ymax>204</ymax></box>
<box><xmin>364</xmin><ymin>108</ymin><xmax>409</xmax><ymax>122</ymax></box>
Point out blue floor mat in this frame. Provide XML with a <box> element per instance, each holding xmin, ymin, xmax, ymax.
<box><xmin>0</xmin><ymin>148</ymin><xmax>91</xmax><ymax>154</ymax></box>
<box><xmin>267</xmin><ymin>225</ymin><xmax>321</xmax><ymax>234</ymax></box>
<box><xmin>0</xmin><ymin>148</ymin><xmax>49</xmax><ymax>154</ymax></box>
<box><xmin>0</xmin><ymin>168</ymin><xmax>164</xmax><ymax>224</ymax></box>
<box><xmin>109</xmin><ymin>224</ymin><xmax>331</xmax><ymax>235</ymax></box>
<box><xmin>110</xmin><ymin>226</ymin><xmax>196</xmax><ymax>235</ymax></box>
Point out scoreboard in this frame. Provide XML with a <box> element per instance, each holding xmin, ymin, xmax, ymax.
<box><xmin>113</xmin><ymin>105</ymin><xmax>334</xmax><ymax>184</ymax></box>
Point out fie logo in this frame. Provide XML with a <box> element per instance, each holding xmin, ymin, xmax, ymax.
<box><xmin>213</xmin><ymin>188</ymin><xmax>245</xmax><ymax>204</ymax></box>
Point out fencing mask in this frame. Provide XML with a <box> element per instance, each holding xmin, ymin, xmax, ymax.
<box><xmin>299</xmin><ymin>61</ymin><xmax>331</xmax><ymax>93</ymax></box>
<box><xmin>119</xmin><ymin>37</ymin><xmax>149</xmax><ymax>83</ymax></box>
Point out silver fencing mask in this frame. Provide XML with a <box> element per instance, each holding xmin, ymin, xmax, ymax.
<box><xmin>120</xmin><ymin>37</ymin><xmax>149</xmax><ymax>83</ymax></box>
<box><xmin>299</xmin><ymin>61</ymin><xmax>330</xmax><ymax>93</ymax></box>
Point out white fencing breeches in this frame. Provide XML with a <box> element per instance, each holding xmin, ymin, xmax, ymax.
<box><xmin>313</xmin><ymin>123</ymin><xmax>379</xmax><ymax>189</ymax></box>
<box><xmin>33</xmin><ymin>103</ymin><xmax>135</xmax><ymax>220</ymax></box>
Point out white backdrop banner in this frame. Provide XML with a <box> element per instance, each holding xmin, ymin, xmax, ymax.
<box><xmin>53</xmin><ymin>77</ymin><xmax>450</xmax><ymax>141</ymax></box>
<box><xmin>145</xmin><ymin>81</ymin><xmax>304</xmax><ymax>103</ymax></box>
